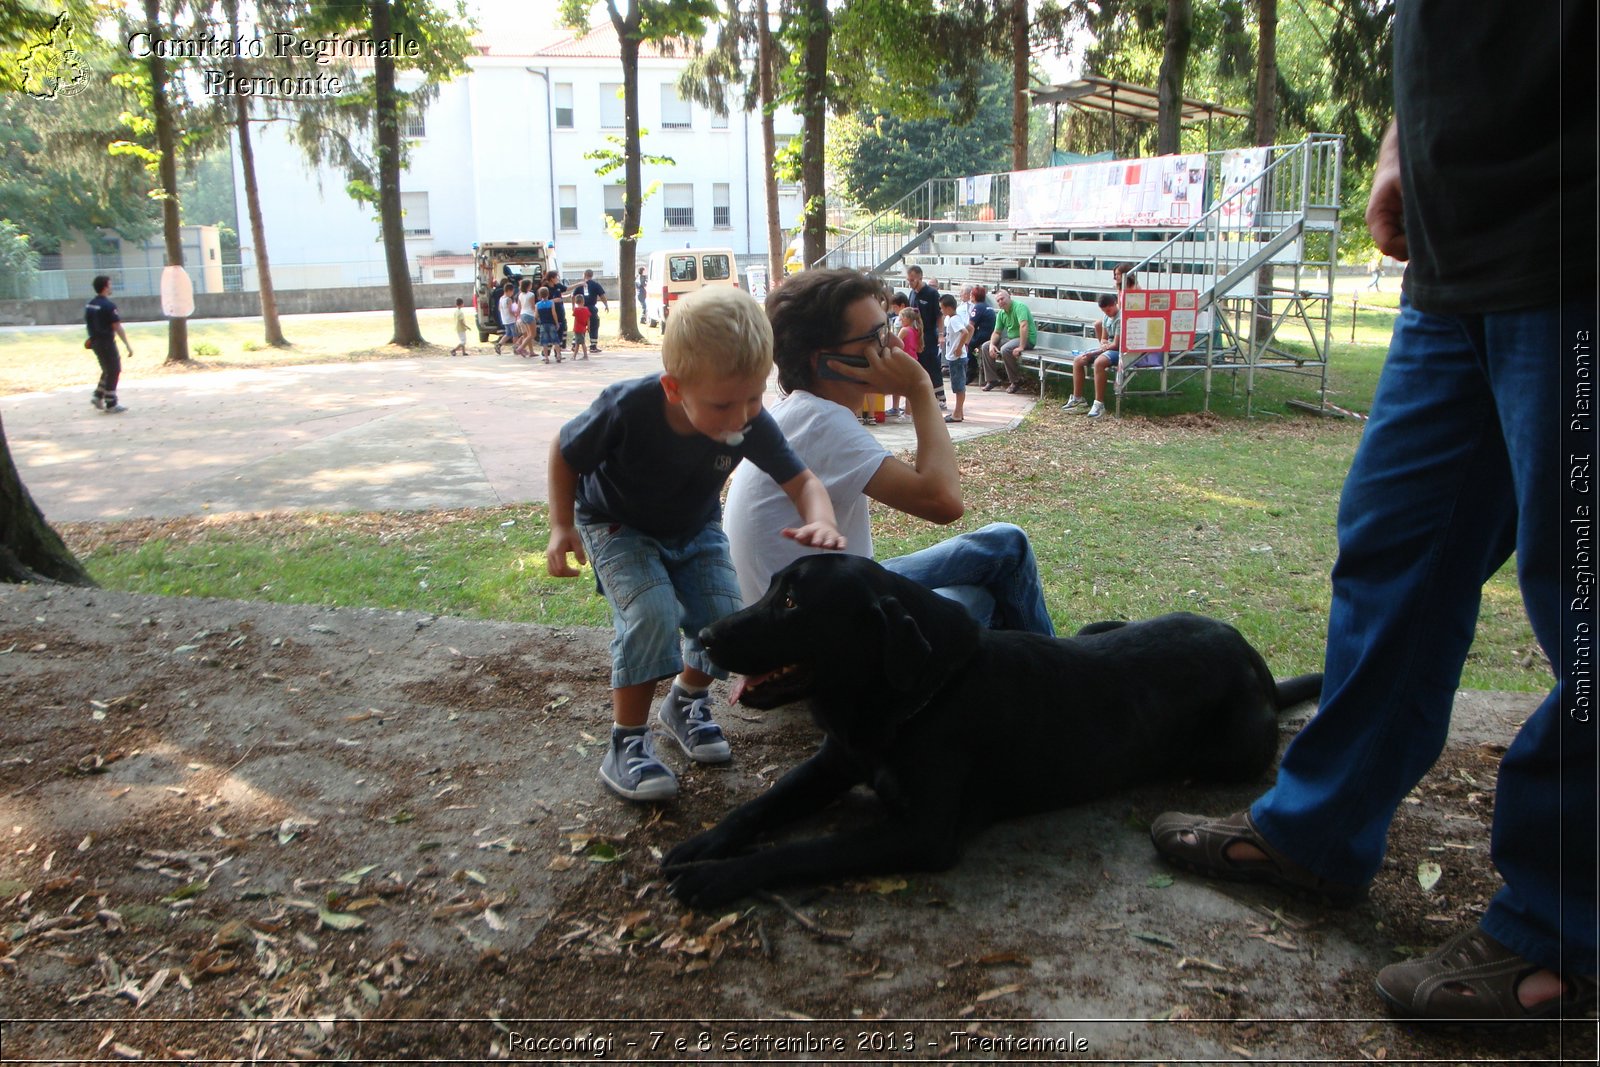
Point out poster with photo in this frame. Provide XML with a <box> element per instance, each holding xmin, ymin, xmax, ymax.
<box><xmin>1122</xmin><ymin>288</ymin><xmax>1198</xmax><ymax>352</ymax></box>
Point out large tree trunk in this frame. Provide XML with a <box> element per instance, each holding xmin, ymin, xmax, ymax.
<box><xmin>0</xmin><ymin>415</ymin><xmax>94</xmax><ymax>586</ymax></box>
<box><xmin>797</xmin><ymin>0</ymin><xmax>829</xmax><ymax>266</ymax></box>
<box><xmin>1157</xmin><ymin>0</ymin><xmax>1192</xmax><ymax>155</ymax></box>
<box><xmin>1253</xmin><ymin>0</ymin><xmax>1278</xmax><ymax>349</ymax></box>
<box><xmin>145</xmin><ymin>0</ymin><xmax>188</xmax><ymax>365</ymax></box>
<box><xmin>225</xmin><ymin>0</ymin><xmax>287</xmax><ymax>347</ymax></box>
<box><xmin>617</xmin><ymin>13</ymin><xmax>644</xmax><ymax>341</ymax></box>
<box><xmin>1010</xmin><ymin>0</ymin><xmax>1028</xmax><ymax>171</ymax></box>
<box><xmin>757</xmin><ymin>0</ymin><xmax>783</xmax><ymax>281</ymax></box>
<box><xmin>373</xmin><ymin>0</ymin><xmax>423</xmax><ymax>347</ymax></box>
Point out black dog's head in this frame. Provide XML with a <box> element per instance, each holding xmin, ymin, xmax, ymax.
<box><xmin>700</xmin><ymin>554</ymin><xmax>981</xmax><ymax>719</ymax></box>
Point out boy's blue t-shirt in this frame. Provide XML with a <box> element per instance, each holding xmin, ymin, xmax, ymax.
<box><xmin>536</xmin><ymin>298</ymin><xmax>557</xmax><ymax>325</ymax></box>
<box><xmin>560</xmin><ymin>374</ymin><xmax>806</xmax><ymax>543</ymax></box>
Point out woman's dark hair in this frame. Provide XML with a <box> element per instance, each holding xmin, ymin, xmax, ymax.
<box><xmin>1114</xmin><ymin>262</ymin><xmax>1137</xmax><ymax>287</ymax></box>
<box><xmin>766</xmin><ymin>268</ymin><xmax>888</xmax><ymax>395</ymax></box>
<box><xmin>92</xmin><ymin>274</ymin><xmax>111</xmax><ymax>294</ymax></box>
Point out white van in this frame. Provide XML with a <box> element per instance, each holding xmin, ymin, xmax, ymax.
<box><xmin>643</xmin><ymin>247</ymin><xmax>738</xmax><ymax>327</ymax></box>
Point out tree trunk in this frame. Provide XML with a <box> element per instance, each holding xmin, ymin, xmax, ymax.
<box><xmin>226</xmin><ymin>0</ymin><xmax>287</xmax><ymax>347</ymax></box>
<box><xmin>373</xmin><ymin>0</ymin><xmax>423</xmax><ymax>347</ymax></box>
<box><xmin>797</xmin><ymin>0</ymin><xmax>829</xmax><ymax>266</ymax></box>
<box><xmin>234</xmin><ymin>101</ymin><xmax>287</xmax><ymax>347</ymax></box>
<box><xmin>1010</xmin><ymin>0</ymin><xmax>1028</xmax><ymax>171</ymax></box>
<box><xmin>145</xmin><ymin>0</ymin><xmax>188</xmax><ymax>365</ymax></box>
<box><xmin>1157</xmin><ymin>0</ymin><xmax>1192</xmax><ymax>156</ymax></box>
<box><xmin>0</xmin><ymin>414</ymin><xmax>94</xmax><ymax>586</ymax></box>
<box><xmin>617</xmin><ymin>13</ymin><xmax>644</xmax><ymax>341</ymax></box>
<box><xmin>1253</xmin><ymin>0</ymin><xmax>1278</xmax><ymax>349</ymax></box>
<box><xmin>757</xmin><ymin>0</ymin><xmax>783</xmax><ymax>281</ymax></box>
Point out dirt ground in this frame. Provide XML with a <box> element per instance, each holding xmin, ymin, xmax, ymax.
<box><xmin>1</xmin><ymin>582</ymin><xmax>1593</xmax><ymax>1064</ymax></box>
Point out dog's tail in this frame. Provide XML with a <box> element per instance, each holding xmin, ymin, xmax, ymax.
<box><xmin>1274</xmin><ymin>672</ymin><xmax>1323</xmax><ymax>712</ymax></box>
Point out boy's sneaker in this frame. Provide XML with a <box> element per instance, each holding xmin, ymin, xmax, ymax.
<box><xmin>1062</xmin><ymin>395</ymin><xmax>1084</xmax><ymax>411</ymax></box>
<box><xmin>656</xmin><ymin>686</ymin><xmax>731</xmax><ymax>763</ymax></box>
<box><xmin>1087</xmin><ymin>401</ymin><xmax>1105</xmax><ymax>418</ymax></box>
<box><xmin>599</xmin><ymin>728</ymin><xmax>678</xmax><ymax>801</ymax></box>
<box><xmin>104</xmin><ymin>404</ymin><xmax>128</xmax><ymax>415</ymax></box>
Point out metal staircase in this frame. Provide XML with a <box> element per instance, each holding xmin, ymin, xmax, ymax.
<box><xmin>812</xmin><ymin>134</ymin><xmax>1345</xmax><ymax>414</ymax></box>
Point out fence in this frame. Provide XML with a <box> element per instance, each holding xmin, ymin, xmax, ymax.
<box><xmin>0</xmin><ymin>259</ymin><xmax>423</xmax><ymax>303</ymax></box>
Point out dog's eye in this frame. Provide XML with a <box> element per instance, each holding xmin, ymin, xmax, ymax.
<box><xmin>783</xmin><ymin>594</ymin><xmax>796</xmax><ymax>610</ymax></box>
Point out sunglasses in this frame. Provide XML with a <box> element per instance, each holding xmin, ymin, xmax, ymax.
<box><xmin>827</xmin><ymin>321</ymin><xmax>893</xmax><ymax>355</ymax></box>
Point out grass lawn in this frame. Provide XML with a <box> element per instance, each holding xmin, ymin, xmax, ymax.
<box><xmin>16</xmin><ymin>294</ymin><xmax>1546</xmax><ymax>694</ymax></box>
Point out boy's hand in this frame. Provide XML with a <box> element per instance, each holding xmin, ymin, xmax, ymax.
<box><xmin>546</xmin><ymin>526</ymin><xmax>587</xmax><ymax>577</ymax></box>
<box><xmin>782</xmin><ymin>521</ymin><xmax>847</xmax><ymax>551</ymax></box>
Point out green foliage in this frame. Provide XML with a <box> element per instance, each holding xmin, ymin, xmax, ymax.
<box><xmin>0</xmin><ymin>218</ymin><xmax>38</xmax><ymax>297</ymax></box>
<box><xmin>828</xmin><ymin>61</ymin><xmax>1013</xmax><ymax>214</ymax></box>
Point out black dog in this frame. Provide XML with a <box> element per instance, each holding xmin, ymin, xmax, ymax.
<box><xmin>662</xmin><ymin>554</ymin><xmax>1320</xmax><ymax>910</ymax></box>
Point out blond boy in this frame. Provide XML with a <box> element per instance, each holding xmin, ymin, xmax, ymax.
<box><xmin>546</xmin><ymin>287</ymin><xmax>845</xmax><ymax>801</ymax></box>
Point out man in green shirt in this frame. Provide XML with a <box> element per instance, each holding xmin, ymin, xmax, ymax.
<box><xmin>980</xmin><ymin>289</ymin><xmax>1037</xmax><ymax>394</ymax></box>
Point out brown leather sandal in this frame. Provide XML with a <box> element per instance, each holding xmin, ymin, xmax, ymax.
<box><xmin>1376</xmin><ymin>927</ymin><xmax>1599</xmax><ymax>1020</ymax></box>
<box><xmin>1149</xmin><ymin>809</ymin><xmax>1362</xmax><ymax>904</ymax></box>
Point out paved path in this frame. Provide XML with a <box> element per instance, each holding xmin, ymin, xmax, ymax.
<box><xmin>4</xmin><ymin>350</ymin><xmax>1036</xmax><ymax>523</ymax></box>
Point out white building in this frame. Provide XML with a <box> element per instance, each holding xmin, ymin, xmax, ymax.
<box><xmin>233</xmin><ymin>10</ymin><xmax>803</xmax><ymax>290</ymax></box>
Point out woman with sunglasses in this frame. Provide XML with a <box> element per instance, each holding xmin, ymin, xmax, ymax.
<box><xmin>724</xmin><ymin>269</ymin><xmax>1054</xmax><ymax>636</ymax></box>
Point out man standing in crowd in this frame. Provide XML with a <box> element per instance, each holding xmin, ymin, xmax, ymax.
<box><xmin>905</xmin><ymin>264</ymin><xmax>946</xmax><ymax>409</ymax></box>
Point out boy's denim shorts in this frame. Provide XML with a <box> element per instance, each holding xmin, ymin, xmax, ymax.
<box><xmin>945</xmin><ymin>355</ymin><xmax>968</xmax><ymax>392</ymax></box>
<box><xmin>538</xmin><ymin>323</ymin><xmax>560</xmax><ymax>346</ymax></box>
<box><xmin>578</xmin><ymin>520</ymin><xmax>742</xmax><ymax>688</ymax></box>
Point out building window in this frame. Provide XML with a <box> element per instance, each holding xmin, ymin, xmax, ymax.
<box><xmin>711</xmin><ymin>107</ymin><xmax>728</xmax><ymax>130</ymax></box>
<box><xmin>403</xmin><ymin>109</ymin><xmax>426</xmax><ymax>139</ymax></box>
<box><xmin>559</xmin><ymin>185</ymin><xmax>578</xmax><ymax>231</ymax></box>
<box><xmin>554</xmin><ymin>82</ymin><xmax>574</xmax><ymax>128</ymax></box>
<box><xmin>401</xmin><ymin>192</ymin><xmax>431</xmax><ymax>236</ymax></box>
<box><xmin>604</xmin><ymin>185</ymin><xmax>625</xmax><ymax>227</ymax></box>
<box><xmin>712</xmin><ymin>183</ymin><xmax>731</xmax><ymax>228</ymax></box>
<box><xmin>599</xmin><ymin>82</ymin><xmax>623</xmax><ymax>128</ymax></box>
<box><xmin>663</xmin><ymin>183</ymin><xmax>694</xmax><ymax>228</ymax></box>
<box><xmin>660</xmin><ymin>83</ymin><xmax>692</xmax><ymax>129</ymax></box>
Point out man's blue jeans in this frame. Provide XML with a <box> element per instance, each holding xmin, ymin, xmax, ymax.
<box><xmin>883</xmin><ymin>522</ymin><xmax>1056</xmax><ymax>637</ymax></box>
<box><xmin>1251</xmin><ymin>299</ymin><xmax>1597</xmax><ymax>975</ymax></box>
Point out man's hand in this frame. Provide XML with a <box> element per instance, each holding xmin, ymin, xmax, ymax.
<box><xmin>546</xmin><ymin>526</ymin><xmax>587</xmax><ymax>577</ymax></box>
<box><xmin>1366</xmin><ymin>124</ymin><xmax>1408</xmax><ymax>261</ymax></box>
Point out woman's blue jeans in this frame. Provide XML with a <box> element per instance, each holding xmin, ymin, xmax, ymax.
<box><xmin>882</xmin><ymin>522</ymin><xmax>1055</xmax><ymax>637</ymax></box>
<box><xmin>1251</xmin><ymin>299</ymin><xmax>1596</xmax><ymax>975</ymax></box>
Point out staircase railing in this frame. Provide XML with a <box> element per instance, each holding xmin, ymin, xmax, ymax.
<box><xmin>808</xmin><ymin>174</ymin><xmax>1011</xmax><ymax>273</ymax></box>
<box><xmin>1121</xmin><ymin>134</ymin><xmax>1344</xmax><ymax>309</ymax></box>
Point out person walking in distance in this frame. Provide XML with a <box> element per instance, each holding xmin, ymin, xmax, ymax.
<box><xmin>85</xmin><ymin>275</ymin><xmax>132</xmax><ymax>414</ymax></box>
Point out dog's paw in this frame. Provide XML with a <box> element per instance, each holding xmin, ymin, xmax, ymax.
<box><xmin>664</xmin><ymin>858</ymin><xmax>752</xmax><ymax>911</ymax></box>
<box><xmin>662</xmin><ymin>828</ymin><xmax>741</xmax><ymax>868</ymax></box>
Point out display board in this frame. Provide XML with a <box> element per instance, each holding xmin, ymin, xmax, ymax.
<box><xmin>1121</xmin><ymin>288</ymin><xmax>1198</xmax><ymax>352</ymax></box>
<box><xmin>1008</xmin><ymin>153</ymin><xmax>1206</xmax><ymax>230</ymax></box>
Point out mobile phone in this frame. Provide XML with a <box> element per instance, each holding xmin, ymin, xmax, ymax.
<box><xmin>817</xmin><ymin>353</ymin><xmax>871</xmax><ymax>381</ymax></box>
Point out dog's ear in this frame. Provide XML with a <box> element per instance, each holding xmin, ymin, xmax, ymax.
<box><xmin>874</xmin><ymin>596</ymin><xmax>933</xmax><ymax>692</ymax></box>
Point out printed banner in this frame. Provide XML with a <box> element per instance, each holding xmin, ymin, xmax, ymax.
<box><xmin>1008</xmin><ymin>153</ymin><xmax>1207</xmax><ymax>230</ymax></box>
<box><xmin>1217</xmin><ymin>147</ymin><xmax>1268</xmax><ymax>229</ymax></box>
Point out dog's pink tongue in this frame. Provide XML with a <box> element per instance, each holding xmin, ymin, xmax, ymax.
<box><xmin>728</xmin><ymin>675</ymin><xmax>750</xmax><ymax>705</ymax></box>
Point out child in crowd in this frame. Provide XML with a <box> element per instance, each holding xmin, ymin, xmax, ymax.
<box><xmin>938</xmin><ymin>293</ymin><xmax>972</xmax><ymax>423</ymax></box>
<box><xmin>545</xmin><ymin>286</ymin><xmax>846</xmax><ymax>802</ymax></box>
<box><xmin>496</xmin><ymin>282</ymin><xmax>518</xmax><ymax>356</ymax></box>
<box><xmin>535</xmin><ymin>286</ymin><xmax>562</xmax><ymax>363</ymax></box>
<box><xmin>516</xmin><ymin>279</ymin><xmax>537</xmax><ymax>357</ymax></box>
<box><xmin>893</xmin><ymin>306</ymin><xmax>920</xmax><ymax>420</ymax></box>
<box><xmin>571</xmin><ymin>301</ymin><xmax>591</xmax><ymax>360</ymax></box>
<box><xmin>451</xmin><ymin>298</ymin><xmax>469</xmax><ymax>357</ymax></box>
<box><xmin>1063</xmin><ymin>293</ymin><xmax>1121</xmax><ymax>418</ymax></box>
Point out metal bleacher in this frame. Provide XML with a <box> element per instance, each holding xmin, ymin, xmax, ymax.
<box><xmin>812</xmin><ymin>134</ymin><xmax>1345</xmax><ymax>415</ymax></box>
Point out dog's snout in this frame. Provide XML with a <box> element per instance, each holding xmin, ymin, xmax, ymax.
<box><xmin>697</xmin><ymin>626</ymin><xmax>717</xmax><ymax>650</ymax></box>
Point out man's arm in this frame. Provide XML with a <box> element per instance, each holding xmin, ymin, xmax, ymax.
<box><xmin>1366</xmin><ymin>123</ymin><xmax>1408</xmax><ymax>261</ymax></box>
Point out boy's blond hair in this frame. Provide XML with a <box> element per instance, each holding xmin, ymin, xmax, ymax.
<box><xmin>662</xmin><ymin>286</ymin><xmax>773</xmax><ymax>384</ymax></box>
